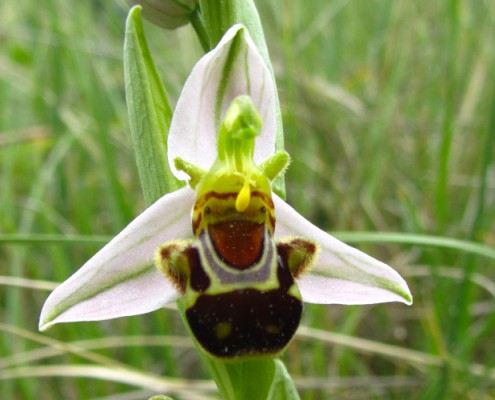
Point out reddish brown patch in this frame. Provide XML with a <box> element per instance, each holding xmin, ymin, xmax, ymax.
<box><xmin>208</xmin><ymin>221</ymin><xmax>265</xmax><ymax>270</ymax></box>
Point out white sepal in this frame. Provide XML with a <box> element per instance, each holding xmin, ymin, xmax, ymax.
<box><xmin>168</xmin><ymin>24</ymin><xmax>276</xmax><ymax>180</ymax></box>
<box><xmin>273</xmin><ymin>195</ymin><xmax>413</xmax><ymax>305</ymax></box>
<box><xmin>39</xmin><ymin>187</ymin><xmax>195</xmax><ymax>331</ymax></box>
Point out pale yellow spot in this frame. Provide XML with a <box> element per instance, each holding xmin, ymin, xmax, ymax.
<box><xmin>215</xmin><ymin>321</ymin><xmax>233</xmax><ymax>339</ymax></box>
<box><xmin>265</xmin><ymin>324</ymin><xmax>280</xmax><ymax>334</ymax></box>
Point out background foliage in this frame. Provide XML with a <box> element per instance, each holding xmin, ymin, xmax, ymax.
<box><xmin>1</xmin><ymin>0</ymin><xmax>495</xmax><ymax>398</ymax></box>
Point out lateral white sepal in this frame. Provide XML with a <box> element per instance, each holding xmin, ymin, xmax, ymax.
<box><xmin>39</xmin><ymin>187</ymin><xmax>195</xmax><ymax>331</ymax></box>
<box><xmin>273</xmin><ymin>195</ymin><xmax>413</xmax><ymax>305</ymax></box>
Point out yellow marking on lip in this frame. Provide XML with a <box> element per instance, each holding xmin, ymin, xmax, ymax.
<box><xmin>215</xmin><ymin>321</ymin><xmax>233</xmax><ymax>339</ymax></box>
<box><xmin>235</xmin><ymin>179</ymin><xmax>251</xmax><ymax>212</ymax></box>
<box><xmin>265</xmin><ymin>324</ymin><xmax>280</xmax><ymax>334</ymax></box>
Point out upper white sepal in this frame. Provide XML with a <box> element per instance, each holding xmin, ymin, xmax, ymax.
<box><xmin>168</xmin><ymin>24</ymin><xmax>277</xmax><ymax>180</ymax></box>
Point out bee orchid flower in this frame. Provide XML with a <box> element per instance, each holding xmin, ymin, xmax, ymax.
<box><xmin>39</xmin><ymin>24</ymin><xmax>412</xmax><ymax>358</ymax></box>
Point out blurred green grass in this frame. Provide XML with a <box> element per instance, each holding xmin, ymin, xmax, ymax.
<box><xmin>1</xmin><ymin>0</ymin><xmax>495</xmax><ymax>399</ymax></box>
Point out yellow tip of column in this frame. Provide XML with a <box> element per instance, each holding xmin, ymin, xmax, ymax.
<box><xmin>235</xmin><ymin>180</ymin><xmax>251</xmax><ymax>212</ymax></box>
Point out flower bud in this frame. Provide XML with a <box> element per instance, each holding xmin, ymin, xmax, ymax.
<box><xmin>127</xmin><ymin>0</ymin><xmax>197</xmax><ymax>29</ymax></box>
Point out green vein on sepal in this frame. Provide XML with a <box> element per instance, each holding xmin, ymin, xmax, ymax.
<box><xmin>40</xmin><ymin>263</ymin><xmax>156</xmax><ymax>330</ymax></box>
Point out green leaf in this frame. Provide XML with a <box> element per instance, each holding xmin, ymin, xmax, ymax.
<box><xmin>124</xmin><ymin>6</ymin><xmax>182</xmax><ymax>205</ymax></box>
